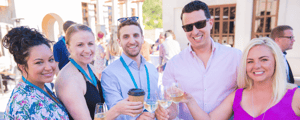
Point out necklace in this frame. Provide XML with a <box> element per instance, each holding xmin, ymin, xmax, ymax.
<box><xmin>252</xmin><ymin>89</ymin><xmax>272</xmax><ymax>120</ymax></box>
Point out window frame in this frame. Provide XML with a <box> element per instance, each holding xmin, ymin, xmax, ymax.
<box><xmin>209</xmin><ymin>4</ymin><xmax>236</xmax><ymax>47</ymax></box>
<box><xmin>251</xmin><ymin>0</ymin><xmax>280</xmax><ymax>38</ymax></box>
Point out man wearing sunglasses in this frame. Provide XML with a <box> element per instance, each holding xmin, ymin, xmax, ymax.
<box><xmin>101</xmin><ymin>19</ymin><xmax>159</xmax><ymax>120</ymax></box>
<box><xmin>271</xmin><ymin>25</ymin><xmax>295</xmax><ymax>83</ymax></box>
<box><xmin>155</xmin><ymin>1</ymin><xmax>242</xmax><ymax>120</ymax></box>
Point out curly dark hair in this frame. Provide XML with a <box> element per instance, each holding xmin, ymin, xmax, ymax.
<box><xmin>2</xmin><ymin>26</ymin><xmax>52</xmax><ymax>72</ymax></box>
<box><xmin>180</xmin><ymin>0</ymin><xmax>211</xmax><ymax>20</ymax></box>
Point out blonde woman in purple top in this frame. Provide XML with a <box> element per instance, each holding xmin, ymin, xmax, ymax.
<box><xmin>180</xmin><ymin>37</ymin><xmax>300</xmax><ymax>120</ymax></box>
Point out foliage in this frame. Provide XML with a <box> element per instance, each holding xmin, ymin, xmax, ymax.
<box><xmin>143</xmin><ymin>0</ymin><xmax>163</xmax><ymax>29</ymax></box>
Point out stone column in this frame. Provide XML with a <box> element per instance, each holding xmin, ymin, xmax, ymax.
<box><xmin>126</xmin><ymin>0</ymin><xmax>132</xmax><ymax>17</ymax></box>
<box><xmin>111</xmin><ymin>0</ymin><xmax>118</xmax><ymax>39</ymax></box>
<box><xmin>96</xmin><ymin>0</ymin><xmax>106</xmax><ymax>36</ymax></box>
<box><xmin>137</xmin><ymin>1</ymin><xmax>144</xmax><ymax>31</ymax></box>
<box><xmin>88</xmin><ymin>3</ymin><xmax>96</xmax><ymax>35</ymax></box>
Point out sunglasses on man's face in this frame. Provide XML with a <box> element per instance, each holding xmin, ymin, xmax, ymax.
<box><xmin>182</xmin><ymin>19</ymin><xmax>209</xmax><ymax>32</ymax></box>
<box><xmin>118</xmin><ymin>17</ymin><xmax>139</xmax><ymax>23</ymax></box>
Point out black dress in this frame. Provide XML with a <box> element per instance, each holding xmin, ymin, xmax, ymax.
<box><xmin>68</xmin><ymin>73</ymin><xmax>104</xmax><ymax>120</ymax></box>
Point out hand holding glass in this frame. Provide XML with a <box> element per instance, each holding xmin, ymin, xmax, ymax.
<box><xmin>158</xmin><ymin>85</ymin><xmax>172</xmax><ymax>109</ymax></box>
<box><xmin>166</xmin><ymin>82</ymin><xmax>184</xmax><ymax>104</ymax></box>
<box><xmin>144</xmin><ymin>92</ymin><xmax>158</xmax><ymax>113</ymax></box>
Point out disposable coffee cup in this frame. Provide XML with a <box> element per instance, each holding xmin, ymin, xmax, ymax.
<box><xmin>128</xmin><ymin>88</ymin><xmax>145</xmax><ymax>115</ymax></box>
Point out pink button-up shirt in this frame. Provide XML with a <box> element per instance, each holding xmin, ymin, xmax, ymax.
<box><xmin>162</xmin><ymin>39</ymin><xmax>242</xmax><ymax>119</ymax></box>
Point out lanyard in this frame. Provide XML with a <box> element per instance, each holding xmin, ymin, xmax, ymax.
<box><xmin>120</xmin><ymin>56</ymin><xmax>150</xmax><ymax>98</ymax></box>
<box><xmin>62</xmin><ymin>37</ymin><xmax>66</xmax><ymax>44</ymax></box>
<box><xmin>69</xmin><ymin>58</ymin><xmax>97</xmax><ymax>87</ymax></box>
<box><xmin>22</xmin><ymin>76</ymin><xmax>68</xmax><ymax>114</ymax></box>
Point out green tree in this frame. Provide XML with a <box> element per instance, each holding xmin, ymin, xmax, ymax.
<box><xmin>143</xmin><ymin>0</ymin><xmax>163</xmax><ymax>29</ymax></box>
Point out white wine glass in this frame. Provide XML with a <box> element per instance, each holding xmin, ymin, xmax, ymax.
<box><xmin>166</xmin><ymin>82</ymin><xmax>184</xmax><ymax>120</ymax></box>
<box><xmin>94</xmin><ymin>102</ymin><xmax>108</xmax><ymax>120</ymax></box>
<box><xmin>166</xmin><ymin>82</ymin><xmax>184</xmax><ymax>104</ymax></box>
<box><xmin>158</xmin><ymin>85</ymin><xmax>172</xmax><ymax>109</ymax></box>
<box><xmin>144</xmin><ymin>92</ymin><xmax>158</xmax><ymax>113</ymax></box>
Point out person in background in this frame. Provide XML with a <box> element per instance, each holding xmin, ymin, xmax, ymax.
<box><xmin>94</xmin><ymin>31</ymin><xmax>106</xmax><ymax>79</ymax></box>
<box><xmin>3</xmin><ymin>26</ymin><xmax>69</xmax><ymax>119</ymax></box>
<box><xmin>140</xmin><ymin>41</ymin><xmax>151</xmax><ymax>62</ymax></box>
<box><xmin>155</xmin><ymin>1</ymin><xmax>242</xmax><ymax>119</ymax></box>
<box><xmin>158</xmin><ymin>30</ymin><xmax>181</xmax><ymax>72</ymax></box>
<box><xmin>53</xmin><ymin>20</ymin><xmax>76</xmax><ymax>71</ymax></box>
<box><xmin>270</xmin><ymin>25</ymin><xmax>295</xmax><ymax>84</ymax></box>
<box><xmin>152</xmin><ymin>32</ymin><xmax>165</xmax><ymax>55</ymax></box>
<box><xmin>105</xmin><ymin>35</ymin><xmax>122</xmax><ymax>65</ymax></box>
<box><xmin>101</xmin><ymin>19</ymin><xmax>159</xmax><ymax>120</ymax></box>
<box><xmin>180</xmin><ymin>37</ymin><xmax>300</xmax><ymax>119</ymax></box>
<box><xmin>55</xmin><ymin>24</ymin><xmax>139</xmax><ymax>120</ymax></box>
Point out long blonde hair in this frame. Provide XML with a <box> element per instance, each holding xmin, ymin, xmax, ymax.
<box><xmin>237</xmin><ymin>37</ymin><xmax>297</xmax><ymax>103</ymax></box>
<box><xmin>107</xmin><ymin>36</ymin><xmax>121</xmax><ymax>56</ymax></box>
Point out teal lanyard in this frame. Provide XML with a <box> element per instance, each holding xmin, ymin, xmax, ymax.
<box><xmin>62</xmin><ymin>37</ymin><xmax>66</xmax><ymax>44</ymax></box>
<box><xmin>120</xmin><ymin>56</ymin><xmax>150</xmax><ymax>99</ymax></box>
<box><xmin>22</xmin><ymin>76</ymin><xmax>68</xmax><ymax>114</ymax></box>
<box><xmin>69</xmin><ymin>58</ymin><xmax>97</xmax><ymax>87</ymax></box>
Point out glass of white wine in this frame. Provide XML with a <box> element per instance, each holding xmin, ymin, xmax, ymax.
<box><xmin>94</xmin><ymin>102</ymin><xmax>108</xmax><ymax>120</ymax></box>
<box><xmin>144</xmin><ymin>92</ymin><xmax>159</xmax><ymax>113</ymax></box>
<box><xmin>166</xmin><ymin>82</ymin><xmax>184</xmax><ymax>120</ymax></box>
<box><xmin>158</xmin><ymin>85</ymin><xmax>172</xmax><ymax>109</ymax></box>
<box><xmin>166</xmin><ymin>82</ymin><xmax>184</xmax><ymax>104</ymax></box>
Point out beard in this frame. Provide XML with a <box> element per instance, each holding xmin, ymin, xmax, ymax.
<box><xmin>123</xmin><ymin>45</ymin><xmax>141</xmax><ymax>58</ymax></box>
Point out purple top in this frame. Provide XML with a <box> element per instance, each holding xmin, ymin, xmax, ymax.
<box><xmin>233</xmin><ymin>87</ymin><xmax>300</xmax><ymax>120</ymax></box>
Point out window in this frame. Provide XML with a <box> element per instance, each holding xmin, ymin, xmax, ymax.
<box><xmin>252</xmin><ymin>0</ymin><xmax>279</xmax><ymax>38</ymax></box>
<box><xmin>209</xmin><ymin>4</ymin><xmax>236</xmax><ymax>47</ymax></box>
<box><xmin>81</xmin><ymin>3</ymin><xmax>98</xmax><ymax>26</ymax></box>
<box><xmin>82</xmin><ymin>3</ymin><xmax>89</xmax><ymax>26</ymax></box>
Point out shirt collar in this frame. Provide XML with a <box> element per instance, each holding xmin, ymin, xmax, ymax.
<box><xmin>165</xmin><ymin>37</ymin><xmax>172</xmax><ymax>41</ymax></box>
<box><xmin>121</xmin><ymin>53</ymin><xmax>146</xmax><ymax>66</ymax></box>
<box><xmin>188</xmin><ymin>37</ymin><xmax>217</xmax><ymax>57</ymax></box>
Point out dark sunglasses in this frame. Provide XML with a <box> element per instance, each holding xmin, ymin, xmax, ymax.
<box><xmin>279</xmin><ymin>36</ymin><xmax>294</xmax><ymax>40</ymax></box>
<box><xmin>182</xmin><ymin>19</ymin><xmax>209</xmax><ymax>32</ymax></box>
<box><xmin>117</xmin><ymin>17</ymin><xmax>139</xmax><ymax>23</ymax></box>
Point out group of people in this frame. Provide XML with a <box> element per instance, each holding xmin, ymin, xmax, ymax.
<box><xmin>2</xmin><ymin>0</ymin><xmax>300</xmax><ymax>120</ymax></box>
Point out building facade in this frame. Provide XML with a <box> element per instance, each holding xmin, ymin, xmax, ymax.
<box><xmin>0</xmin><ymin>0</ymin><xmax>143</xmax><ymax>69</ymax></box>
<box><xmin>163</xmin><ymin>0</ymin><xmax>300</xmax><ymax>79</ymax></box>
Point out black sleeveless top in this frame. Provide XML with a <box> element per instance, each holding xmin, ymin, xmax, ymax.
<box><xmin>68</xmin><ymin>72</ymin><xmax>105</xmax><ymax>120</ymax></box>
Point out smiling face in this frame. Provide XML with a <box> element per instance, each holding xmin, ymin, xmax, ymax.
<box><xmin>67</xmin><ymin>30</ymin><xmax>95</xmax><ymax>67</ymax></box>
<box><xmin>246</xmin><ymin>45</ymin><xmax>275</xmax><ymax>83</ymax></box>
<box><xmin>117</xmin><ymin>25</ymin><xmax>144</xmax><ymax>59</ymax></box>
<box><xmin>182</xmin><ymin>10</ymin><xmax>213</xmax><ymax>50</ymax></box>
<box><xmin>23</xmin><ymin>44</ymin><xmax>56</xmax><ymax>86</ymax></box>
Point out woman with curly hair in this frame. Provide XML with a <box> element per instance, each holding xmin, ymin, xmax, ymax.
<box><xmin>3</xmin><ymin>26</ymin><xmax>69</xmax><ymax>119</ymax></box>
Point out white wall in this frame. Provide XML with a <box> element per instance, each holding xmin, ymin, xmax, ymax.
<box><xmin>234</xmin><ymin>0</ymin><xmax>253</xmax><ymax>51</ymax></box>
<box><xmin>14</xmin><ymin>0</ymin><xmax>83</xmax><ymax>30</ymax></box>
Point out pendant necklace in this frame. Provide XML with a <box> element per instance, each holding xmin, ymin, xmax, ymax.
<box><xmin>252</xmin><ymin>89</ymin><xmax>272</xmax><ymax>120</ymax></box>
